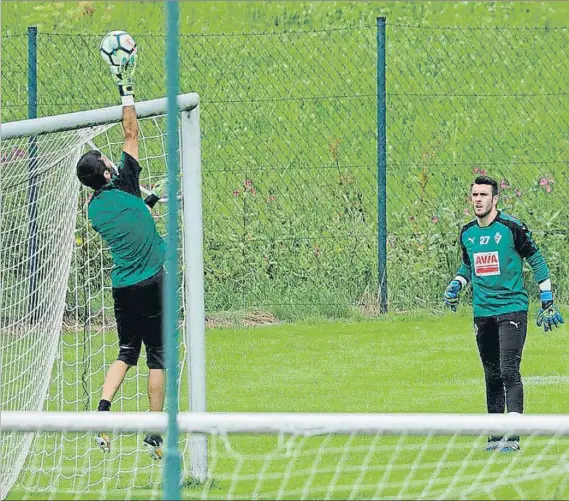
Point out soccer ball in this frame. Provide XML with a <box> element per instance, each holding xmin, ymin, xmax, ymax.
<box><xmin>99</xmin><ymin>30</ymin><xmax>136</xmax><ymax>68</ymax></box>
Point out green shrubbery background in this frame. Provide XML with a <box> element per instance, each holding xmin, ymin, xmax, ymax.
<box><xmin>2</xmin><ymin>1</ymin><xmax>568</xmax><ymax>318</ymax></box>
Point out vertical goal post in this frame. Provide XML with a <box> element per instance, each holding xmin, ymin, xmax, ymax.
<box><xmin>0</xmin><ymin>92</ymin><xmax>208</xmax><ymax>491</ymax></box>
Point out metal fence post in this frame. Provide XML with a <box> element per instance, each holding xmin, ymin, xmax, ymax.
<box><xmin>27</xmin><ymin>25</ymin><xmax>39</xmax><ymax>319</ymax></box>
<box><xmin>376</xmin><ymin>17</ymin><xmax>388</xmax><ymax>314</ymax></box>
<box><xmin>164</xmin><ymin>2</ymin><xmax>182</xmax><ymax>499</ymax></box>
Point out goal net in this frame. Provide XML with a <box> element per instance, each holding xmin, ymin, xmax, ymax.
<box><xmin>2</xmin><ymin>411</ymin><xmax>569</xmax><ymax>500</ymax></box>
<box><xmin>0</xmin><ymin>94</ymin><xmax>204</xmax><ymax>499</ymax></box>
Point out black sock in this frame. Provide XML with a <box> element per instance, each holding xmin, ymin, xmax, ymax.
<box><xmin>98</xmin><ymin>399</ymin><xmax>111</xmax><ymax>412</ymax></box>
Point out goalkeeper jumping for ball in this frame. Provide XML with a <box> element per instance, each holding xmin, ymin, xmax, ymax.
<box><xmin>443</xmin><ymin>176</ymin><xmax>564</xmax><ymax>453</ymax></box>
<box><xmin>76</xmin><ymin>44</ymin><xmax>165</xmax><ymax>460</ymax></box>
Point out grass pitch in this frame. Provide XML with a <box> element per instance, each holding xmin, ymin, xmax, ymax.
<box><xmin>7</xmin><ymin>308</ymin><xmax>569</xmax><ymax>500</ymax></box>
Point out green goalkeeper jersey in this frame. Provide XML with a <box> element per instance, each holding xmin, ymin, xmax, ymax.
<box><xmin>456</xmin><ymin>211</ymin><xmax>550</xmax><ymax>318</ymax></box>
<box><xmin>88</xmin><ymin>152</ymin><xmax>165</xmax><ymax>288</ymax></box>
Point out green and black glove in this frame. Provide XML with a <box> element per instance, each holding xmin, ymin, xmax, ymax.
<box><xmin>536</xmin><ymin>291</ymin><xmax>564</xmax><ymax>332</ymax></box>
<box><xmin>110</xmin><ymin>48</ymin><xmax>138</xmax><ymax>101</ymax></box>
<box><xmin>443</xmin><ymin>280</ymin><xmax>462</xmax><ymax>312</ymax></box>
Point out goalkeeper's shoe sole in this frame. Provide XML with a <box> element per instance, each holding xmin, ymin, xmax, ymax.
<box><xmin>143</xmin><ymin>434</ymin><xmax>163</xmax><ymax>460</ymax></box>
<box><xmin>484</xmin><ymin>441</ymin><xmax>500</xmax><ymax>452</ymax></box>
<box><xmin>484</xmin><ymin>436</ymin><xmax>504</xmax><ymax>452</ymax></box>
<box><xmin>95</xmin><ymin>432</ymin><xmax>111</xmax><ymax>453</ymax></box>
<box><xmin>497</xmin><ymin>440</ymin><xmax>520</xmax><ymax>453</ymax></box>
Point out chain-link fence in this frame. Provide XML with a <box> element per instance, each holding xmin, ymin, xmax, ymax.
<box><xmin>2</xmin><ymin>23</ymin><xmax>568</xmax><ymax>316</ymax></box>
<box><xmin>386</xmin><ymin>25</ymin><xmax>569</xmax><ymax>309</ymax></box>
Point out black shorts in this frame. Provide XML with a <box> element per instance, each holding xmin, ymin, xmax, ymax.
<box><xmin>112</xmin><ymin>270</ymin><xmax>164</xmax><ymax>369</ymax></box>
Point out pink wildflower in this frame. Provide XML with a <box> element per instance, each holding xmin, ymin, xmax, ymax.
<box><xmin>540</xmin><ymin>177</ymin><xmax>555</xmax><ymax>191</ymax></box>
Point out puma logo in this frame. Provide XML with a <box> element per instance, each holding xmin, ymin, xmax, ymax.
<box><xmin>468</xmin><ymin>237</ymin><xmax>475</xmax><ymax>244</ymax></box>
<box><xmin>509</xmin><ymin>321</ymin><xmax>520</xmax><ymax>329</ymax></box>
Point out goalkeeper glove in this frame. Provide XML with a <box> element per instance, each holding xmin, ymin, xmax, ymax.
<box><xmin>144</xmin><ymin>193</ymin><xmax>160</xmax><ymax>209</ymax></box>
<box><xmin>151</xmin><ymin>178</ymin><xmax>168</xmax><ymax>200</ymax></box>
<box><xmin>443</xmin><ymin>280</ymin><xmax>462</xmax><ymax>312</ymax></box>
<box><xmin>536</xmin><ymin>291</ymin><xmax>564</xmax><ymax>332</ymax></box>
<box><xmin>110</xmin><ymin>48</ymin><xmax>138</xmax><ymax>100</ymax></box>
<box><xmin>144</xmin><ymin>178</ymin><xmax>168</xmax><ymax>209</ymax></box>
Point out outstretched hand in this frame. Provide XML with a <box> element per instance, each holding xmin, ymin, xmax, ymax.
<box><xmin>111</xmin><ymin>49</ymin><xmax>138</xmax><ymax>97</ymax></box>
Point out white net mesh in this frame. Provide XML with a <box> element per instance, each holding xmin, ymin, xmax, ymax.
<box><xmin>0</xmin><ymin>113</ymin><xmax>188</xmax><ymax>499</ymax></box>
<box><xmin>2</xmin><ymin>412</ymin><xmax>569</xmax><ymax>500</ymax></box>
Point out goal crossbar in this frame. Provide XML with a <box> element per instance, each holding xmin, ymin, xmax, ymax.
<box><xmin>3</xmin><ymin>412</ymin><xmax>569</xmax><ymax>435</ymax></box>
<box><xmin>0</xmin><ymin>92</ymin><xmax>199</xmax><ymax>140</ymax></box>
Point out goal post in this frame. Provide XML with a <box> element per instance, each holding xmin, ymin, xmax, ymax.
<box><xmin>0</xmin><ymin>93</ymin><xmax>207</xmax><ymax>498</ymax></box>
<box><xmin>180</xmin><ymin>103</ymin><xmax>209</xmax><ymax>482</ymax></box>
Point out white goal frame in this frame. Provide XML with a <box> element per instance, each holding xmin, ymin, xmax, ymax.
<box><xmin>4</xmin><ymin>411</ymin><xmax>569</xmax><ymax>436</ymax></box>
<box><xmin>0</xmin><ymin>93</ymin><xmax>208</xmax><ymax>481</ymax></box>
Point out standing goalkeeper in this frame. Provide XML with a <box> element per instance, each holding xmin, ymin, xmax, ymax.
<box><xmin>76</xmin><ymin>45</ymin><xmax>165</xmax><ymax>459</ymax></box>
<box><xmin>443</xmin><ymin>176</ymin><xmax>564</xmax><ymax>452</ymax></box>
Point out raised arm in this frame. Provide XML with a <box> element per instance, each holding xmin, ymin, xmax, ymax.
<box><xmin>122</xmin><ymin>105</ymin><xmax>139</xmax><ymax>160</ymax></box>
<box><xmin>107</xmin><ymin>38</ymin><xmax>138</xmax><ymax>159</ymax></box>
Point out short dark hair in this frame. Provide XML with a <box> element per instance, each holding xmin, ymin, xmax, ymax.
<box><xmin>471</xmin><ymin>175</ymin><xmax>498</xmax><ymax>197</ymax></box>
<box><xmin>76</xmin><ymin>150</ymin><xmax>108</xmax><ymax>190</ymax></box>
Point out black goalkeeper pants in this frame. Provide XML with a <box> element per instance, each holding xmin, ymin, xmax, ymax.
<box><xmin>112</xmin><ymin>270</ymin><xmax>164</xmax><ymax>370</ymax></box>
<box><xmin>474</xmin><ymin>311</ymin><xmax>527</xmax><ymax>415</ymax></box>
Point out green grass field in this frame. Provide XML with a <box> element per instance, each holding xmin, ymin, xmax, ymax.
<box><xmin>6</xmin><ymin>308</ymin><xmax>569</xmax><ymax>500</ymax></box>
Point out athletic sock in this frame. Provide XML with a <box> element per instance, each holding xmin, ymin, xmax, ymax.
<box><xmin>97</xmin><ymin>399</ymin><xmax>111</xmax><ymax>412</ymax></box>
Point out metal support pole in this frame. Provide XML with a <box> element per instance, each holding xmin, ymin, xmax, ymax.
<box><xmin>164</xmin><ymin>2</ymin><xmax>182</xmax><ymax>499</ymax></box>
<box><xmin>376</xmin><ymin>17</ymin><xmax>388</xmax><ymax>314</ymax></box>
<box><xmin>27</xmin><ymin>26</ymin><xmax>39</xmax><ymax>319</ymax></box>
